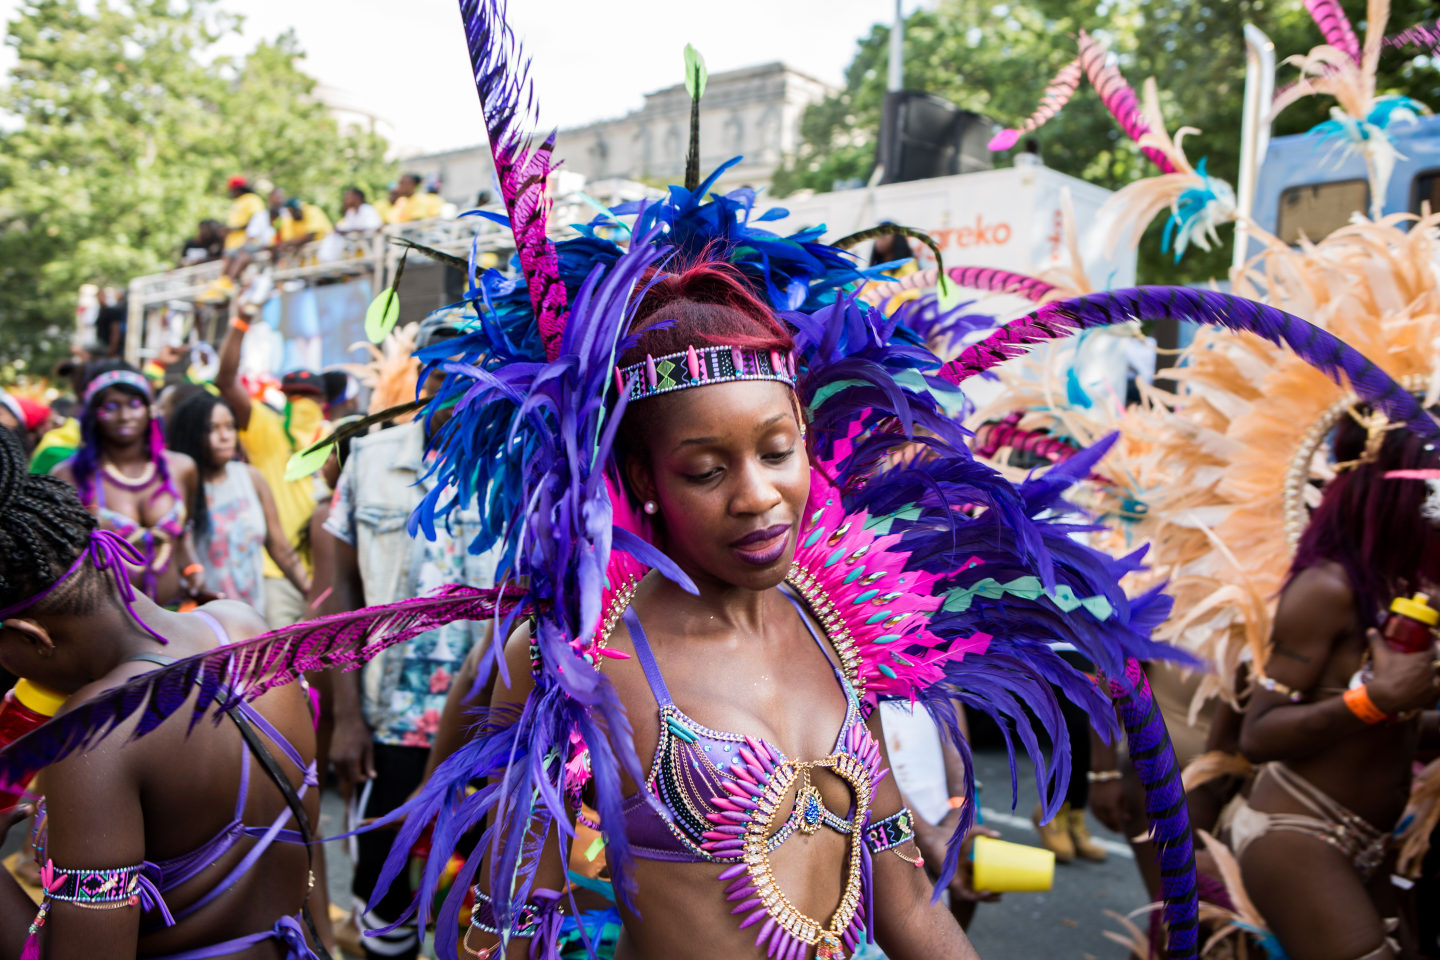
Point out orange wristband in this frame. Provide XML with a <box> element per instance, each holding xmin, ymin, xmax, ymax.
<box><xmin>947</xmin><ymin>796</ymin><xmax>965</xmax><ymax>810</ymax></box>
<box><xmin>230</xmin><ymin>317</ymin><xmax>250</xmax><ymax>333</ymax></box>
<box><xmin>182</xmin><ymin>563</ymin><xmax>204</xmax><ymax>578</ymax></box>
<box><xmin>1343</xmin><ymin>684</ymin><xmax>1390</xmax><ymax>725</ymax></box>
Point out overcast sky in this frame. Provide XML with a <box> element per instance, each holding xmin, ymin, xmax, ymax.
<box><xmin>0</xmin><ymin>0</ymin><xmax>920</xmax><ymax>156</ymax></box>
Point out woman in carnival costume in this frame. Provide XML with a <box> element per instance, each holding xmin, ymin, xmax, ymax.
<box><xmin>0</xmin><ymin>427</ymin><xmax>326</xmax><ymax>959</ymax></box>
<box><xmin>1</xmin><ymin>5</ymin><xmax>1437</xmax><ymax>960</ymax></box>
<box><xmin>52</xmin><ymin>361</ymin><xmax>206</xmax><ymax>606</ymax></box>
<box><xmin>976</xmin><ymin>4</ymin><xmax>1440</xmax><ymax>953</ymax></box>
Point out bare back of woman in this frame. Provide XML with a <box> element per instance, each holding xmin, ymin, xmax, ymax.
<box><xmin>34</xmin><ymin>601</ymin><xmax>319</xmax><ymax>959</ymax></box>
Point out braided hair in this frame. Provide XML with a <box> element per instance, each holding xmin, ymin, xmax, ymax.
<box><xmin>0</xmin><ymin>426</ymin><xmax>96</xmax><ymax>613</ymax></box>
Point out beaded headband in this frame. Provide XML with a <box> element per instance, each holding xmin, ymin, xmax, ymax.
<box><xmin>613</xmin><ymin>345</ymin><xmax>797</xmax><ymax>402</ymax></box>
<box><xmin>83</xmin><ymin>370</ymin><xmax>151</xmax><ymax>405</ymax></box>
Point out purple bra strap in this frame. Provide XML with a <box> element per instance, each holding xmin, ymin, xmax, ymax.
<box><xmin>191</xmin><ymin>610</ymin><xmax>231</xmax><ymax>647</ymax></box>
<box><xmin>143</xmin><ymin>914</ymin><xmax>321</xmax><ymax>960</ymax></box>
<box><xmin>171</xmin><ymin>763</ymin><xmax>317</xmax><ymax>922</ymax></box>
<box><xmin>621</xmin><ymin>606</ymin><xmax>674</xmax><ymax>707</ymax></box>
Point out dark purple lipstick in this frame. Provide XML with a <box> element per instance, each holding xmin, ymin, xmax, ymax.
<box><xmin>730</xmin><ymin>523</ymin><xmax>792</xmax><ymax>566</ymax></box>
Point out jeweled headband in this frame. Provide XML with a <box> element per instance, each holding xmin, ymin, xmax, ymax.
<box><xmin>613</xmin><ymin>345</ymin><xmax>797</xmax><ymax>402</ymax></box>
<box><xmin>83</xmin><ymin>370</ymin><xmax>152</xmax><ymax>405</ymax></box>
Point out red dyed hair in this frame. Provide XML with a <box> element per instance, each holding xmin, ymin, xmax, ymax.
<box><xmin>1287</xmin><ymin>410</ymin><xmax>1440</xmax><ymax>625</ymax></box>
<box><xmin>614</xmin><ymin>261</ymin><xmax>798</xmax><ymax>483</ymax></box>
<box><xmin>618</xmin><ymin>261</ymin><xmax>793</xmax><ymax>368</ymax></box>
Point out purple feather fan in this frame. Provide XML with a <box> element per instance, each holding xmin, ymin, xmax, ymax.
<box><xmin>939</xmin><ymin>287</ymin><xmax>1440</xmax><ymax>442</ymax></box>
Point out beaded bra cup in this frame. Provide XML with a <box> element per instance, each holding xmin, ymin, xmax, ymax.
<box><xmin>614</xmin><ymin>588</ymin><xmax>886</xmax><ymax>959</ymax></box>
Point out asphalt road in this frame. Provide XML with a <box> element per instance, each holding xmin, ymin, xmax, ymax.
<box><xmin>319</xmin><ymin>744</ymin><xmax>1152</xmax><ymax>960</ymax></box>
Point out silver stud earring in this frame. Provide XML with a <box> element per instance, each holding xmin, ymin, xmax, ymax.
<box><xmin>643</xmin><ymin>500</ymin><xmax>658</xmax><ymax>515</ymax></box>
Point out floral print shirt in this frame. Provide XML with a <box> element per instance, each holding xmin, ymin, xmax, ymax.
<box><xmin>324</xmin><ymin>423</ymin><xmax>496</xmax><ymax>747</ymax></box>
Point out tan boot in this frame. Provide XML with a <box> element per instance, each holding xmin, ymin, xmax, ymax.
<box><xmin>1032</xmin><ymin>801</ymin><xmax>1075</xmax><ymax>862</ymax></box>
<box><xmin>1068</xmin><ymin>807</ymin><xmax>1108</xmax><ymax>862</ymax></box>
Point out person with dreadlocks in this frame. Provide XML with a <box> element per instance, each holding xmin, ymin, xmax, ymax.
<box><xmin>1234</xmin><ymin>411</ymin><xmax>1440</xmax><ymax>960</ymax></box>
<box><xmin>51</xmin><ymin>361</ymin><xmax>204</xmax><ymax>606</ymax></box>
<box><xmin>0</xmin><ymin>427</ymin><xmax>324</xmax><ymax>959</ymax></box>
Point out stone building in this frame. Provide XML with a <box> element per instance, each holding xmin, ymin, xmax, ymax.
<box><xmin>404</xmin><ymin>62</ymin><xmax>835</xmax><ymax>207</ymax></box>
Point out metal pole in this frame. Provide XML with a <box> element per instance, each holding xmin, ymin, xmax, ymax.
<box><xmin>1232</xmin><ymin>23</ymin><xmax>1275</xmax><ymax>278</ymax></box>
<box><xmin>887</xmin><ymin>0</ymin><xmax>904</xmax><ymax>93</ymax></box>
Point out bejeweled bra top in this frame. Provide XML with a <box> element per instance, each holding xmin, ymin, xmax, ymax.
<box><xmin>618</xmin><ymin>590</ymin><xmax>875</xmax><ymax>864</ymax></box>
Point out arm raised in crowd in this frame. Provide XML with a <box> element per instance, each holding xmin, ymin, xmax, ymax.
<box><xmin>216</xmin><ymin>300</ymin><xmax>254</xmax><ymax>431</ymax></box>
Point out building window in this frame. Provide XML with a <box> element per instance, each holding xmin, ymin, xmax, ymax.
<box><xmin>725</xmin><ymin>112</ymin><xmax>745</xmax><ymax>152</ymax></box>
<box><xmin>1276</xmin><ymin>179</ymin><xmax>1369</xmax><ymax>245</ymax></box>
<box><xmin>590</xmin><ymin>137</ymin><xmax>608</xmax><ymax>178</ymax></box>
<box><xmin>1411</xmin><ymin>168</ymin><xmax>1440</xmax><ymax>215</ymax></box>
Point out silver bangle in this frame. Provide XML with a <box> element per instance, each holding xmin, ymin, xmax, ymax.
<box><xmin>1087</xmin><ymin>769</ymin><xmax>1123</xmax><ymax>783</ymax></box>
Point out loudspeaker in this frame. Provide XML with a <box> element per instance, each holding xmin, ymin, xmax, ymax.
<box><xmin>876</xmin><ymin>91</ymin><xmax>995</xmax><ymax>184</ymax></box>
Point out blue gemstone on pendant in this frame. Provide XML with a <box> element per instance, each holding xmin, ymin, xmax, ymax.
<box><xmin>803</xmin><ymin>795</ymin><xmax>821</xmax><ymax>826</ymax></box>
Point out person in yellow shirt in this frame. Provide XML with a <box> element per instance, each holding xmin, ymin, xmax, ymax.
<box><xmin>202</xmin><ymin>176</ymin><xmax>273</xmax><ymax>303</ymax></box>
<box><xmin>386</xmin><ymin>173</ymin><xmax>444</xmax><ymax>223</ymax></box>
<box><xmin>215</xmin><ymin>294</ymin><xmax>329</xmax><ymax>629</ymax></box>
<box><xmin>276</xmin><ymin>197</ymin><xmax>333</xmax><ymax>249</ymax></box>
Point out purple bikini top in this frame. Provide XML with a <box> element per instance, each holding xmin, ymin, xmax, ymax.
<box><xmin>618</xmin><ymin>590</ymin><xmax>870</xmax><ymax>863</ymax></box>
<box><xmin>34</xmin><ymin>611</ymin><xmax>318</xmax><ymax>934</ymax></box>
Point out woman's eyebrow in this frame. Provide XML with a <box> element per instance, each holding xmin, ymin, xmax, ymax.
<box><xmin>674</xmin><ymin>413</ymin><xmax>790</xmax><ymax>450</ymax></box>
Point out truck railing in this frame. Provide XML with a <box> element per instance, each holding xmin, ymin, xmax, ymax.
<box><xmin>123</xmin><ymin>189</ymin><xmax>646</xmax><ymax>364</ymax></box>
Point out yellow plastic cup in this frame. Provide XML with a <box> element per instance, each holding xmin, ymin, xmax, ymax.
<box><xmin>971</xmin><ymin>835</ymin><xmax>1055</xmax><ymax>892</ymax></box>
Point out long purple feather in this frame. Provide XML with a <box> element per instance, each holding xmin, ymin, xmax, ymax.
<box><xmin>1109</xmin><ymin>659</ymin><xmax>1198</xmax><ymax>960</ymax></box>
<box><xmin>0</xmin><ymin>587</ymin><xmax>514</xmax><ymax>786</ymax></box>
<box><xmin>459</xmin><ymin>0</ymin><xmax>568</xmax><ymax>361</ymax></box>
<box><xmin>938</xmin><ymin>287</ymin><xmax>1440</xmax><ymax>441</ymax></box>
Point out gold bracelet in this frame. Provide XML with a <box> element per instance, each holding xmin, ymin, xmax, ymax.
<box><xmin>891</xmin><ymin>842</ymin><xmax>925</xmax><ymax>869</ymax></box>
<box><xmin>1087</xmin><ymin>769</ymin><xmax>1123</xmax><ymax>783</ymax></box>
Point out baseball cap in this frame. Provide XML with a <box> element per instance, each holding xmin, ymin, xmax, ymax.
<box><xmin>280</xmin><ymin>370</ymin><xmax>326</xmax><ymax>399</ymax></box>
<box><xmin>227</xmin><ymin>175</ymin><xmax>250</xmax><ymax>191</ymax></box>
<box><xmin>15</xmin><ymin>397</ymin><xmax>49</xmax><ymax>432</ymax></box>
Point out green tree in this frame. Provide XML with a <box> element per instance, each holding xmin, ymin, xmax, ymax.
<box><xmin>773</xmin><ymin>0</ymin><xmax>1440</xmax><ymax>284</ymax></box>
<box><xmin>0</xmin><ymin>0</ymin><xmax>396</xmax><ymax>379</ymax></box>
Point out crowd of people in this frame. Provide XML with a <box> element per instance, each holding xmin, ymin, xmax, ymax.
<box><xmin>193</xmin><ymin>173</ymin><xmax>449</xmax><ymax>304</ymax></box>
<box><xmin>2</xmin><ymin>3</ymin><xmax>1440</xmax><ymax>960</ymax></box>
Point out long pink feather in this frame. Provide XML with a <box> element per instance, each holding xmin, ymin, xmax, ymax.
<box><xmin>458</xmin><ymin>0</ymin><xmax>569</xmax><ymax>361</ymax></box>
<box><xmin>946</xmin><ymin>266</ymin><xmax>1057</xmax><ymax>303</ymax></box>
<box><xmin>988</xmin><ymin>58</ymin><xmax>1084</xmax><ymax>151</ymax></box>
<box><xmin>1385</xmin><ymin>19</ymin><xmax>1440</xmax><ymax>54</ymax></box>
<box><xmin>1077</xmin><ymin>30</ymin><xmax>1176</xmax><ymax>174</ymax></box>
<box><xmin>0</xmin><ymin>586</ymin><xmax>519</xmax><ymax>785</ymax></box>
<box><xmin>1305</xmin><ymin>0</ymin><xmax>1364</xmax><ymax>63</ymax></box>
